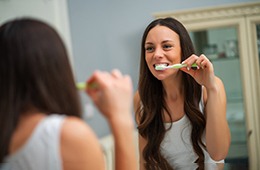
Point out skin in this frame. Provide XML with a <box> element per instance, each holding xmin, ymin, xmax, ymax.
<box><xmin>133</xmin><ymin>94</ymin><xmax>146</xmax><ymax>170</ymax></box>
<box><xmin>9</xmin><ymin>69</ymin><xmax>137</xmax><ymax>170</ymax></box>
<box><xmin>86</xmin><ymin>69</ymin><xmax>137</xmax><ymax>170</ymax></box>
<box><xmin>10</xmin><ymin>112</ymin><xmax>105</xmax><ymax>170</ymax></box>
<box><xmin>134</xmin><ymin>25</ymin><xmax>230</xmax><ymax>169</ymax></box>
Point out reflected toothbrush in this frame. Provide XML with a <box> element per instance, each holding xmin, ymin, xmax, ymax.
<box><xmin>155</xmin><ymin>63</ymin><xmax>198</xmax><ymax>71</ymax></box>
<box><xmin>76</xmin><ymin>82</ymin><xmax>97</xmax><ymax>90</ymax></box>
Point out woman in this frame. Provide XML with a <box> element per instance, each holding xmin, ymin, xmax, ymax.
<box><xmin>134</xmin><ymin>17</ymin><xmax>230</xmax><ymax>170</ymax></box>
<box><xmin>0</xmin><ymin>18</ymin><xmax>137</xmax><ymax>170</ymax></box>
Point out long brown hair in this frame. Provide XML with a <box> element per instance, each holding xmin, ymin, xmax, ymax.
<box><xmin>0</xmin><ymin>18</ymin><xmax>82</xmax><ymax>162</ymax></box>
<box><xmin>135</xmin><ymin>17</ymin><xmax>206</xmax><ymax>169</ymax></box>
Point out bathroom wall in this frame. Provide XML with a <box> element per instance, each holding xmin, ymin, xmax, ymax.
<box><xmin>0</xmin><ymin>0</ymin><xmax>73</xmax><ymax>65</ymax></box>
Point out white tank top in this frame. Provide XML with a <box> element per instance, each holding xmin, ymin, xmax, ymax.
<box><xmin>160</xmin><ymin>91</ymin><xmax>224</xmax><ymax>170</ymax></box>
<box><xmin>1</xmin><ymin>114</ymin><xmax>66</xmax><ymax>170</ymax></box>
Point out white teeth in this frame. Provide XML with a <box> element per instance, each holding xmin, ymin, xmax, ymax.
<box><xmin>154</xmin><ymin>63</ymin><xmax>168</xmax><ymax>70</ymax></box>
<box><xmin>155</xmin><ymin>63</ymin><xmax>167</xmax><ymax>67</ymax></box>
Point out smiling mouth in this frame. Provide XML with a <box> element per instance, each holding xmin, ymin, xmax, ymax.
<box><xmin>154</xmin><ymin>63</ymin><xmax>168</xmax><ymax>69</ymax></box>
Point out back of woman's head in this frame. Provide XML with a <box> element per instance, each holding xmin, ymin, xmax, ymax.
<box><xmin>0</xmin><ymin>18</ymin><xmax>81</xmax><ymax>161</ymax></box>
<box><xmin>0</xmin><ymin>17</ymin><xmax>82</xmax><ymax>115</ymax></box>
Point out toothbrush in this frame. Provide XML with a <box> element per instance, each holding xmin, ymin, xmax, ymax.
<box><xmin>155</xmin><ymin>63</ymin><xmax>198</xmax><ymax>70</ymax></box>
<box><xmin>76</xmin><ymin>82</ymin><xmax>97</xmax><ymax>90</ymax></box>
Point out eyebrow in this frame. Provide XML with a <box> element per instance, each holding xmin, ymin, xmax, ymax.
<box><xmin>145</xmin><ymin>42</ymin><xmax>153</xmax><ymax>45</ymax></box>
<box><xmin>145</xmin><ymin>40</ymin><xmax>173</xmax><ymax>45</ymax></box>
<box><xmin>162</xmin><ymin>40</ymin><xmax>173</xmax><ymax>43</ymax></box>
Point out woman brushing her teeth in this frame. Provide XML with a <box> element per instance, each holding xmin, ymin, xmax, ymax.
<box><xmin>134</xmin><ymin>17</ymin><xmax>230</xmax><ymax>170</ymax></box>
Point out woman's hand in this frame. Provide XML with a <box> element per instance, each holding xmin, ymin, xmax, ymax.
<box><xmin>182</xmin><ymin>54</ymin><xmax>231</xmax><ymax>160</ymax></box>
<box><xmin>86</xmin><ymin>69</ymin><xmax>137</xmax><ymax>170</ymax></box>
<box><xmin>86</xmin><ymin>69</ymin><xmax>133</xmax><ymax>121</ymax></box>
<box><xmin>180</xmin><ymin>54</ymin><xmax>216</xmax><ymax>90</ymax></box>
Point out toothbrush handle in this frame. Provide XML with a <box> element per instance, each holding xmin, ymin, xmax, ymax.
<box><xmin>76</xmin><ymin>82</ymin><xmax>97</xmax><ymax>90</ymax></box>
<box><xmin>181</xmin><ymin>63</ymin><xmax>197</xmax><ymax>68</ymax></box>
<box><xmin>76</xmin><ymin>82</ymin><xmax>86</xmax><ymax>90</ymax></box>
<box><xmin>191</xmin><ymin>63</ymin><xmax>198</xmax><ymax>67</ymax></box>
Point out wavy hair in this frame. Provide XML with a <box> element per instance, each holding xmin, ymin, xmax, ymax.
<box><xmin>135</xmin><ymin>17</ymin><xmax>206</xmax><ymax>170</ymax></box>
<box><xmin>0</xmin><ymin>18</ymin><xmax>82</xmax><ymax>162</ymax></box>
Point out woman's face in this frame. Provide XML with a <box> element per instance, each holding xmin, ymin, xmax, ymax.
<box><xmin>144</xmin><ymin>25</ymin><xmax>182</xmax><ymax>80</ymax></box>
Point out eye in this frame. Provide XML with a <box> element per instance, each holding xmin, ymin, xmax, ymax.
<box><xmin>145</xmin><ymin>46</ymin><xmax>154</xmax><ymax>52</ymax></box>
<box><xmin>163</xmin><ymin>44</ymin><xmax>172</xmax><ymax>50</ymax></box>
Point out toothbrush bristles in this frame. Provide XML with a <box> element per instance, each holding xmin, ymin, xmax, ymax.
<box><xmin>155</xmin><ymin>63</ymin><xmax>197</xmax><ymax>70</ymax></box>
<box><xmin>155</xmin><ymin>65</ymin><xmax>166</xmax><ymax>70</ymax></box>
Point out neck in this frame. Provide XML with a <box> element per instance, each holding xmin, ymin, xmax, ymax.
<box><xmin>162</xmin><ymin>73</ymin><xmax>183</xmax><ymax>101</ymax></box>
<box><xmin>19</xmin><ymin>108</ymin><xmax>45</xmax><ymax>125</ymax></box>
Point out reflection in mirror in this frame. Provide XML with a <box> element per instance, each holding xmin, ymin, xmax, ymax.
<box><xmin>190</xmin><ymin>27</ymin><xmax>248</xmax><ymax>169</ymax></box>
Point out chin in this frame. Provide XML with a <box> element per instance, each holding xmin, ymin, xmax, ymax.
<box><xmin>155</xmin><ymin>75</ymin><xmax>166</xmax><ymax>81</ymax></box>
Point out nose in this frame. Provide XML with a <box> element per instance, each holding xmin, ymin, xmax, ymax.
<box><xmin>154</xmin><ymin>47</ymin><xmax>164</xmax><ymax>59</ymax></box>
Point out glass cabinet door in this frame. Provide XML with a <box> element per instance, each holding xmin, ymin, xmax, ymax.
<box><xmin>190</xmin><ymin>27</ymin><xmax>248</xmax><ymax>169</ymax></box>
<box><xmin>154</xmin><ymin>2</ymin><xmax>260</xmax><ymax>169</ymax></box>
<box><xmin>257</xmin><ymin>24</ymin><xmax>260</xmax><ymax>69</ymax></box>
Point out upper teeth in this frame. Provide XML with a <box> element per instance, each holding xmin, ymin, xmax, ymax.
<box><xmin>155</xmin><ymin>63</ymin><xmax>167</xmax><ymax>67</ymax></box>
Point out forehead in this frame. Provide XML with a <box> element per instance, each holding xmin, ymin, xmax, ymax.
<box><xmin>146</xmin><ymin>25</ymin><xmax>179</xmax><ymax>42</ymax></box>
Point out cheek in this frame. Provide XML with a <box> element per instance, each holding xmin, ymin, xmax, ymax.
<box><xmin>170</xmin><ymin>51</ymin><xmax>182</xmax><ymax>62</ymax></box>
<box><xmin>145</xmin><ymin>54</ymin><xmax>151</xmax><ymax>64</ymax></box>
<box><xmin>145</xmin><ymin>55</ymin><xmax>154</xmax><ymax>71</ymax></box>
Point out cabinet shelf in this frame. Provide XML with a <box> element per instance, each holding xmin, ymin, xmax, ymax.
<box><xmin>210</xmin><ymin>56</ymin><xmax>239</xmax><ymax>62</ymax></box>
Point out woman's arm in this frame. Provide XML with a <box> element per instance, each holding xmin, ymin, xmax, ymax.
<box><xmin>87</xmin><ymin>69</ymin><xmax>138</xmax><ymax>170</ymax></box>
<box><xmin>204</xmin><ymin>77</ymin><xmax>231</xmax><ymax>161</ymax></box>
<box><xmin>61</xmin><ymin>117</ymin><xmax>105</xmax><ymax>170</ymax></box>
<box><xmin>108</xmin><ymin>112</ymin><xmax>137</xmax><ymax>170</ymax></box>
<box><xmin>134</xmin><ymin>92</ymin><xmax>146</xmax><ymax>170</ymax></box>
<box><xmin>181</xmin><ymin>54</ymin><xmax>231</xmax><ymax>161</ymax></box>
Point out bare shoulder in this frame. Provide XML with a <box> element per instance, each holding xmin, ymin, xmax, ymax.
<box><xmin>215</xmin><ymin>76</ymin><xmax>225</xmax><ymax>87</ymax></box>
<box><xmin>61</xmin><ymin>116</ymin><xmax>105</xmax><ymax>170</ymax></box>
<box><xmin>61</xmin><ymin>116</ymin><xmax>98</xmax><ymax>144</ymax></box>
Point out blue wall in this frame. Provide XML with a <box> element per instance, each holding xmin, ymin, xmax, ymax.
<box><xmin>67</xmin><ymin>0</ymin><xmax>259</xmax><ymax>138</ymax></box>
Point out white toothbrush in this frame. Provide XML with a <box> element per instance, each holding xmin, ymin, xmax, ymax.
<box><xmin>155</xmin><ymin>63</ymin><xmax>197</xmax><ymax>70</ymax></box>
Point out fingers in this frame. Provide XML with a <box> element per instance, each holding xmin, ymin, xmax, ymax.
<box><xmin>182</xmin><ymin>54</ymin><xmax>211</xmax><ymax>70</ymax></box>
<box><xmin>111</xmin><ymin>69</ymin><xmax>123</xmax><ymax>78</ymax></box>
<box><xmin>87</xmin><ymin>70</ymin><xmax>118</xmax><ymax>87</ymax></box>
<box><xmin>196</xmin><ymin>54</ymin><xmax>210</xmax><ymax>69</ymax></box>
<box><xmin>111</xmin><ymin>69</ymin><xmax>132</xmax><ymax>88</ymax></box>
<box><xmin>86</xmin><ymin>69</ymin><xmax>132</xmax><ymax>95</ymax></box>
<box><xmin>85</xmin><ymin>69</ymin><xmax>133</xmax><ymax>120</ymax></box>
